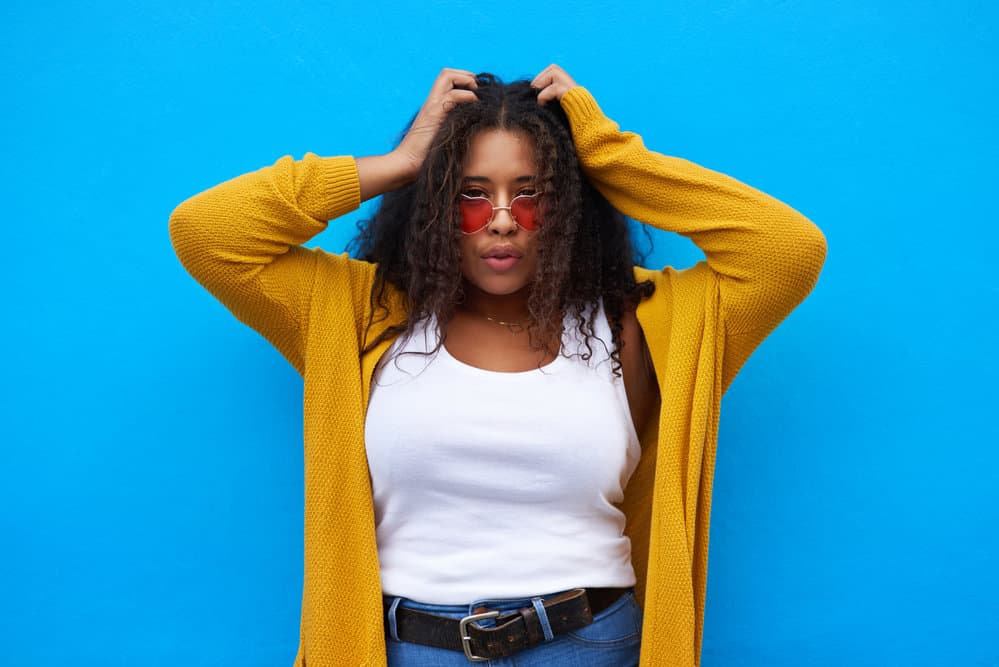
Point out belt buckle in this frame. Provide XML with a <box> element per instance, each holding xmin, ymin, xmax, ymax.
<box><xmin>459</xmin><ymin>610</ymin><xmax>500</xmax><ymax>662</ymax></box>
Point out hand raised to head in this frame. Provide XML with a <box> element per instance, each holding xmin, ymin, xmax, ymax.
<box><xmin>531</xmin><ymin>64</ymin><xmax>579</xmax><ymax>105</ymax></box>
<box><xmin>394</xmin><ymin>68</ymin><xmax>479</xmax><ymax>178</ymax></box>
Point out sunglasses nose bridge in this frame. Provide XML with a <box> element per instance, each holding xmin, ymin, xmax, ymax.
<box><xmin>487</xmin><ymin>204</ymin><xmax>518</xmax><ymax>232</ymax></box>
<box><xmin>459</xmin><ymin>194</ymin><xmax>533</xmax><ymax>234</ymax></box>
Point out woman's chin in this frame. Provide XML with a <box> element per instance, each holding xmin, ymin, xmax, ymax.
<box><xmin>463</xmin><ymin>276</ymin><xmax>533</xmax><ymax>299</ymax></box>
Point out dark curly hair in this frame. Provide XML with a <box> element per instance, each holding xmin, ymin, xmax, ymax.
<box><xmin>349</xmin><ymin>73</ymin><xmax>654</xmax><ymax>373</ymax></box>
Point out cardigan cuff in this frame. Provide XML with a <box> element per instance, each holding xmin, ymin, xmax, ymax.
<box><xmin>300</xmin><ymin>153</ymin><xmax>362</xmax><ymax>223</ymax></box>
<box><xmin>559</xmin><ymin>87</ymin><xmax>606</xmax><ymax>128</ymax></box>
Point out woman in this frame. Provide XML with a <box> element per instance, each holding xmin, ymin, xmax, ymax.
<box><xmin>170</xmin><ymin>65</ymin><xmax>826</xmax><ymax>666</ymax></box>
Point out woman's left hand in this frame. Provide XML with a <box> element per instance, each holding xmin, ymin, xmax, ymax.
<box><xmin>532</xmin><ymin>64</ymin><xmax>578</xmax><ymax>105</ymax></box>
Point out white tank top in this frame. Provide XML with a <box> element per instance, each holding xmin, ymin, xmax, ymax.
<box><xmin>364</xmin><ymin>303</ymin><xmax>641</xmax><ymax>604</ymax></box>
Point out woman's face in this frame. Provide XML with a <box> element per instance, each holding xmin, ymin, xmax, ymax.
<box><xmin>458</xmin><ymin>128</ymin><xmax>541</xmax><ymax>300</ymax></box>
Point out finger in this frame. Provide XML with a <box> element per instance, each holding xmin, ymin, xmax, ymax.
<box><xmin>435</xmin><ymin>68</ymin><xmax>478</xmax><ymax>91</ymax></box>
<box><xmin>447</xmin><ymin>89</ymin><xmax>479</xmax><ymax>104</ymax></box>
<box><xmin>451</xmin><ymin>73</ymin><xmax>478</xmax><ymax>91</ymax></box>
<box><xmin>442</xmin><ymin>89</ymin><xmax>478</xmax><ymax>112</ymax></box>
<box><xmin>530</xmin><ymin>71</ymin><xmax>552</xmax><ymax>90</ymax></box>
<box><xmin>440</xmin><ymin>67</ymin><xmax>477</xmax><ymax>79</ymax></box>
<box><xmin>430</xmin><ymin>74</ymin><xmax>477</xmax><ymax>100</ymax></box>
<box><xmin>446</xmin><ymin>70</ymin><xmax>478</xmax><ymax>89</ymax></box>
<box><xmin>530</xmin><ymin>63</ymin><xmax>562</xmax><ymax>88</ymax></box>
<box><xmin>536</xmin><ymin>85</ymin><xmax>559</xmax><ymax>106</ymax></box>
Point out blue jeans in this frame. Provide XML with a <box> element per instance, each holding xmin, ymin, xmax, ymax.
<box><xmin>384</xmin><ymin>589</ymin><xmax>642</xmax><ymax>666</ymax></box>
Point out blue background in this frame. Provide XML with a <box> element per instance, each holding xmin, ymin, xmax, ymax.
<box><xmin>2</xmin><ymin>2</ymin><xmax>996</xmax><ymax>665</ymax></box>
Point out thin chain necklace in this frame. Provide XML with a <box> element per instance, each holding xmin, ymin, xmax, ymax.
<box><xmin>483</xmin><ymin>313</ymin><xmax>528</xmax><ymax>333</ymax></box>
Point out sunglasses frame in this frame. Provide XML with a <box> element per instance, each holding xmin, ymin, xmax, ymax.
<box><xmin>457</xmin><ymin>192</ymin><xmax>541</xmax><ymax>235</ymax></box>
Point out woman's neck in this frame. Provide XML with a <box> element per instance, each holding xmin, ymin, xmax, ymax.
<box><xmin>459</xmin><ymin>284</ymin><xmax>531</xmax><ymax>324</ymax></box>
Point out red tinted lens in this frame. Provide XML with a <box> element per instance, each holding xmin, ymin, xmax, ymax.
<box><xmin>459</xmin><ymin>197</ymin><xmax>492</xmax><ymax>233</ymax></box>
<box><xmin>510</xmin><ymin>195</ymin><xmax>539</xmax><ymax>230</ymax></box>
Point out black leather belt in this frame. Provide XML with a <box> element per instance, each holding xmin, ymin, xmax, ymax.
<box><xmin>385</xmin><ymin>587</ymin><xmax>628</xmax><ymax>662</ymax></box>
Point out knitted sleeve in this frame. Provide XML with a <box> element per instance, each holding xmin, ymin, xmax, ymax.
<box><xmin>169</xmin><ymin>154</ymin><xmax>370</xmax><ymax>374</ymax></box>
<box><xmin>559</xmin><ymin>87</ymin><xmax>827</xmax><ymax>388</ymax></box>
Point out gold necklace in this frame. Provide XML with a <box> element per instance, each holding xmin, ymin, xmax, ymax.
<box><xmin>482</xmin><ymin>313</ymin><xmax>528</xmax><ymax>333</ymax></box>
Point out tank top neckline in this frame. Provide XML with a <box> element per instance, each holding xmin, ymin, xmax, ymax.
<box><xmin>438</xmin><ymin>340</ymin><xmax>568</xmax><ymax>377</ymax></box>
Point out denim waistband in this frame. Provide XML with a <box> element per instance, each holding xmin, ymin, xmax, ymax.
<box><xmin>384</xmin><ymin>587</ymin><xmax>628</xmax><ymax>614</ymax></box>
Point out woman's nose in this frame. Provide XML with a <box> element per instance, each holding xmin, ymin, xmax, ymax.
<box><xmin>487</xmin><ymin>205</ymin><xmax>518</xmax><ymax>235</ymax></box>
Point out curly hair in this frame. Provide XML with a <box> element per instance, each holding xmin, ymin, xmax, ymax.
<box><xmin>349</xmin><ymin>73</ymin><xmax>654</xmax><ymax>373</ymax></box>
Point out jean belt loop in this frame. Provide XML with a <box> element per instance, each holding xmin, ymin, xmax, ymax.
<box><xmin>530</xmin><ymin>596</ymin><xmax>555</xmax><ymax>642</ymax></box>
<box><xmin>387</xmin><ymin>597</ymin><xmax>402</xmax><ymax>642</ymax></box>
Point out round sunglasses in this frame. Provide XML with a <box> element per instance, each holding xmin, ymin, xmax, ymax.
<box><xmin>458</xmin><ymin>192</ymin><xmax>541</xmax><ymax>234</ymax></box>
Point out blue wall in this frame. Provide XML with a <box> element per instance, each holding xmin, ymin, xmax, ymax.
<box><xmin>2</xmin><ymin>2</ymin><xmax>996</xmax><ymax>665</ymax></box>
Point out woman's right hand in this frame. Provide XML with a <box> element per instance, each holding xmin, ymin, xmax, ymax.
<box><xmin>395</xmin><ymin>68</ymin><xmax>478</xmax><ymax>175</ymax></box>
<box><xmin>358</xmin><ymin>68</ymin><xmax>478</xmax><ymax>201</ymax></box>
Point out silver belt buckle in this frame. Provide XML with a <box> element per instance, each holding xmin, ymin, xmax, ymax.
<box><xmin>459</xmin><ymin>610</ymin><xmax>500</xmax><ymax>662</ymax></box>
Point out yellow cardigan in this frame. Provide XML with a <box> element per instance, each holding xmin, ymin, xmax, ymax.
<box><xmin>170</xmin><ymin>87</ymin><xmax>826</xmax><ymax>666</ymax></box>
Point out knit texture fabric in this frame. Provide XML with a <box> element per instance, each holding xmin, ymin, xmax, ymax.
<box><xmin>169</xmin><ymin>86</ymin><xmax>826</xmax><ymax>666</ymax></box>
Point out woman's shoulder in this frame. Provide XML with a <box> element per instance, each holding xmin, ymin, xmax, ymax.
<box><xmin>307</xmin><ymin>250</ymin><xmax>408</xmax><ymax>325</ymax></box>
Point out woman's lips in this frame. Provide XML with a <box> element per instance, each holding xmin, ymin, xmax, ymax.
<box><xmin>482</xmin><ymin>245</ymin><xmax>523</xmax><ymax>272</ymax></box>
<box><xmin>484</xmin><ymin>255</ymin><xmax>520</xmax><ymax>272</ymax></box>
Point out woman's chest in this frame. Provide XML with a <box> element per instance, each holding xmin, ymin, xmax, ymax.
<box><xmin>365</xmin><ymin>345</ymin><xmax>640</xmax><ymax>505</ymax></box>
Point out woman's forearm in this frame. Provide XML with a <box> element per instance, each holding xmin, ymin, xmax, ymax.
<box><xmin>356</xmin><ymin>151</ymin><xmax>420</xmax><ymax>202</ymax></box>
<box><xmin>169</xmin><ymin>154</ymin><xmax>359</xmax><ymax>275</ymax></box>
<box><xmin>561</xmin><ymin>87</ymin><xmax>827</xmax><ymax>336</ymax></box>
<box><xmin>168</xmin><ymin>153</ymin><xmax>363</xmax><ymax>371</ymax></box>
